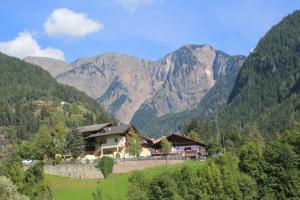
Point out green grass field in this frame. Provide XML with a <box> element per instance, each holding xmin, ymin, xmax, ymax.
<box><xmin>45</xmin><ymin>161</ymin><xmax>206</xmax><ymax>200</ymax></box>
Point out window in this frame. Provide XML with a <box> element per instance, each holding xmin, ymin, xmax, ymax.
<box><xmin>184</xmin><ymin>147</ymin><xmax>192</xmax><ymax>152</ymax></box>
<box><xmin>115</xmin><ymin>138</ymin><xmax>118</xmax><ymax>143</ymax></box>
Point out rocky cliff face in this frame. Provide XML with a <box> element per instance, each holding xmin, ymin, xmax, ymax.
<box><xmin>56</xmin><ymin>53</ymin><xmax>170</xmax><ymax>123</ymax></box>
<box><xmin>27</xmin><ymin>44</ymin><xmax>244</xmax><ymax>124</ymax></box>
<box><xmin>132</xmin><ymin>50</ymin><xmax>245</xmax><ymax>137</ymax></box>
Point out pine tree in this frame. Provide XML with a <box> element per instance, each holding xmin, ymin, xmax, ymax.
<box><xmin>63</xmin><ymin>128</ymin><xmax>85</xmax><ymax>160</ymax></box>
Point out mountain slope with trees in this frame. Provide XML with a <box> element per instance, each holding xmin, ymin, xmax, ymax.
<box><xmin>0</xmin><ymin>52</ymin><xmax>113</xmax><ymax>153</ymax></box>
<box><xmin>216</xmin><ymin>10</ymin><xmax>300</xmax><ymax>135</ymax></box>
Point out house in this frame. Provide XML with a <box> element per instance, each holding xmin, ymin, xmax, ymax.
<box><xmin>78</xmin><ymin>123</ymin><xmax>152</xmax><ymax>158</ymax></box>
<box><xmin>151</xmin><ymin>134</ymin><xmax>208</xmax><ymax>159</ymax></box>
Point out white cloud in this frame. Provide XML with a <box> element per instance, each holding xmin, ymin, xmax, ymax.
<box><xmin>44</xmin><ymin>8</ymin><xmax>103</xmax><ymax>37</ymax></box>
<box><xmin>114</xmin><ymin>0</ymin><xmax>155</xmax><ymax>11</ymax></box>
<box><xmin>0</xmin><ymin>32</ymin><xmax>65</xmax><ymax>60</ymax></box>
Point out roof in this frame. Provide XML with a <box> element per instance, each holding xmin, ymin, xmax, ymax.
<box><xmin>152</xmin><ymin>136</ymin><xmax>166</xmax><ymax>144</ymax></box>
<box><xmin>167</xmin><ymin>134</ymin><xmax>208</xmax><ymax>147</ymax></box>
<box><xmin>150</xmin><ymin>134</ymin><xmax>207</xmax><ymax>148</ymax></box>
<box><xmin>86</xmin><ymin>124</ymin><xmax>131</xmax><ymax>138</ymax></box>
<box><xmin>78</xmin><ymin>123</ymin><xmax>112</xmax><ymax>133</ymax></box>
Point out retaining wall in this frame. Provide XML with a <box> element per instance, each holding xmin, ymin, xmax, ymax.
<box><xmin>44</xmin><ymin>163</ymin><xmax>103</xmax><ymax>179</ymax></box>
<box><xmin>40</xmin><ymin>160</ymin><xmax>185</xmax><ymax>179</ymax></box>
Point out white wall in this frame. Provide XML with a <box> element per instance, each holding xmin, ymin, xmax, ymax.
<box><xmin>172</xmin><ymin>145</ymin><xmax>204</xmax><ymax>153</ymax></box>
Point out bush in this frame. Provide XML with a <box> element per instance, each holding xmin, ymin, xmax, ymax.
<box><xmin>128</xmin><ymin>171</ymin><xmax>149</xmax><ymax>200</ymax></box>
<box><xmin>96</xmin><ymin>157</ymin><xmax>114</xmax><ymax>178</ymax></box>
<box><xmin>0</xmin><ymin>176</ymin><xmax>29</xmax><ymax>200</ymax></box>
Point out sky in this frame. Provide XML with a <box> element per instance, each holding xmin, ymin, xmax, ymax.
<box><xmin>0</xmin><ymin>0</ymin><xmax>299</xmax><ymax>62</ymax></box>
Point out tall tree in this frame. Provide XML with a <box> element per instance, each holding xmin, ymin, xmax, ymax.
<box><xmin>161</xmin><ymin>138</ymin><xmax>172</xmax><ymax>164</ymax></box>
<box><xmin>127</xmin><ymin>135</ymin><xmax>142</xmax><ymax>158</ymax></box>
<box><xmin>63</xmin><ymin>128</ymin><xmax>85</xmax><ymax>160</ymax></box>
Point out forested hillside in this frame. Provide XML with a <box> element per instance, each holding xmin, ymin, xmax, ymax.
<box><xmin>215</xmin><ymin>10</ymin><xmax>300</xmax><ymax>135</ymax></box>
<box><xmin>0</xmin><ymin>52</ymin><xmax>113</xmax><ymax>153</ymax></box>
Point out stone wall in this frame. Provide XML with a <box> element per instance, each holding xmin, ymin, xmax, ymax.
<box><xmin>44</xmin><ymin>163</ymin><xmax>103</xmax><ymax>179</ymax></box>
<box><xmin>41</xmin><ymin>160</ymin><xmax>185</xmax><ymax>179</ymax></box>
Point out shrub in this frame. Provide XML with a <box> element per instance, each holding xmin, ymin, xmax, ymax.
<box><xmin>128</xmin><ymin>171</ymin><xmax>149</xmax><ymax>200</ymax></box>
<box><xmin>0</xmin><ymin>176</ymin><xmax>29</xmax><ymax>200</ymax></box>
<box><xmin>96</xmin><ymin>156</ymin><xmax>114</xmax><ymax>178</ymax></box>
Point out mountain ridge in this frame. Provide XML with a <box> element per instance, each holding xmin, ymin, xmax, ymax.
<box><xmin>24</xmin><ymin>44</ymin><xmax>245</xmax><ymax>136</ymax></box>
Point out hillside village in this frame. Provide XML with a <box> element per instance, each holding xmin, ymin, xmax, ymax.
<box><xmin>78</xmin><ymin>123</ymin><xmax>208</xmax><ymax>160</ymax></box>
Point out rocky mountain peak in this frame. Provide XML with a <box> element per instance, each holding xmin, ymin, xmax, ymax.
<box><xmin>27</xmin><ymin>44</ymin><xmax>245</xmax><ymax>124</ymax></box>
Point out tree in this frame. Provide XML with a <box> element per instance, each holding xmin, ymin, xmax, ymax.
<box><xmin>127</xmin><ymin>135</ymin><xmax>142</xmax><ymax>158</ymax></box>
<box><xmin>32</xmin><ymin>125</ymin><xmax>56</xmax><ymax>160</ymax></box>
<box><xmin>185</xmin><ymin>130</ymin><xmax>203</xmax><ymax>143</ymax></box>
<box><xmin>96</xmin><ymin>156</ymin><xmax>114</xmax><ymax>178</ymax></box>
<box><xmin>128</xmin><ymin>171</ymin><xmax>149</xmax><ymax>200</ymax></box>
<box><xmin>149</xmin><ymin>172</ymin><xmax>179</xmax><ymax>200</ymax></box>
<box><xmin>0</xmin><ymin>176</ymin><xmax>29</xmax><ymax>200</ymax></box>
<box><xmin>184</xmin><ymin>118</ymin><xmax>211</xmax><ymax>143</ymax></box>
<box><xmin>22</xmin><ymin>162</ymin><xmax>50</xmax><ymax>200</ymax></box>
<box><xmin>161</xmin><ymin>138</ymin><xmax>172</xmax><ymax>155</ymax></box>
<box><xmin>238</xmin><ymin>173</ymin><xmax>258</xmax><ymax>200</ymax></box>
<box><xmin>239</xmin><ymin>143</ymin><xmax>266</xmax><ymax>184</ymax></box>
<box><xmin>262</xmin><ymin>137</ymin><xmax>300</xmax><ymax>199</ymax></box>
<box><xmin>161</xmin><ymin>138</ymin><xmax>172</xmax><ymax>164</ymax></box>
<box><xmin>63</xmin><ymin>128</ymin><xmax>85</xmax><ymax>160</ymax></box>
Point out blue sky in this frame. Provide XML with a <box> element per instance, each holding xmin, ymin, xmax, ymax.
<box><xmin>0</xmin><ymin>0</ymin><xmax>299</xmax><ymax>62</ymax></box>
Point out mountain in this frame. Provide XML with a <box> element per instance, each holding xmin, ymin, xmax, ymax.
<box><xmin>24</xmin><ymin>56</ymin><xmax>70</xmax><ymax>77</ymax></box>
<box><xmin>0</xmin><ymin>52</ymin><xmax>113</xmax><ymax>152</ymax></box>
<box><xmin>216</xmin><ymin>10</ymin><xmax>300</xmax><ymax>135</ymax></box>
<box><xmin>52</xmin><ymin>45</ymin><xmax>244</xmax><ymax>128</ymax></box>
<box><xmin>132</xmin><ymin>51</ymin><xmax>245</xmax><ymax>137</ymax></box>
<box><xmin>56</xmin><ymin>52</ymin><xmax>169</xmax><ymax>123</ymax></box>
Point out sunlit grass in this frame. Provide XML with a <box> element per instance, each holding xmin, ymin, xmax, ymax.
<box><xmin>45</xmin><ymin>160</ymin><xmax>206</xmax><ymax>200</ymax></box>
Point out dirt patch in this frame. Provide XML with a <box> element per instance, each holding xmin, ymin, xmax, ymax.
<box><xmin>113</xmin><ymin>160</ymin><xmax>184</xmax><ymax>173</ymax></box>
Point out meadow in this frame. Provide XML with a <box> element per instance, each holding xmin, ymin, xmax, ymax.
<box><xmin>45</xmin><ymin>161</ymin><xmax>206</xmax><ymax>200</ymax></box>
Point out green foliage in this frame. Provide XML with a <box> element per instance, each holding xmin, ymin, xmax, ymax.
<box><xmin>239</xmin><ymin>126</ymin><xmax>300</xmax><ymax>199</ymax></box>
<box><xmin>63</xmin><ymin>128</ymin><xmax>85</xmax><ymax>160</ymax></box>
<box><xmin>217</xmin><ymin>10</ymin><xmax>300</xmax><ymax>135</ymax></box>
<box><xmin>0</xmin><ymin>52</ymin><xmax>113</xmax><ymax>152</ymax></box>
<box><xmin>161</xmin><ymin>138</ymin><xmax>172</xmax><ymax>154</ymax></box>
<box><xmin>128</xmin><ymin>171</ymin><xmax>149</xmax><ymax>200</ymax></box>
<box><xmin>127</xmin><ymin>135</ymin><xmax>142</xmax><ymax>158</ymax></box>
<box><xmin>239</xmin><ymin>143</ymin><xmax>265</xmax><ymax>183</ymax></box>
<box><xmin>262</xmin><ymin>133</ymin><xmax>300</xmax><ymax>199</ymax></box>
<box><xmin>184</xmin><ymin>118</ymin><xmax>212</xmax><ymax>143</ymax></box>
<box><xmin>22</xmin><ymin>162</ymin><xmax>50</xmax><ymax>199</ymax></box>
<box><xmin>149</xmin><ymin>172</ymin><xmax>179</xmax><ymax>200</ymax></box>
<box><xmin>237</xmin><ymin>173</ymin><xmax>258</xmax><ymax>200</ymax></box>
<box><xmin>0</xmin><ymin>176</ymin><xmax>29</xmax><ymax>200</ymax></box>
<box><xmin>96</xmin><ymin>156</ymin><xmax>114</xmax><ymax>178</ymax></box>
<box><xmin>92</xmin><ymin>188</ymin><xmax>104</xmax><ymax>200</ymax></box>
<box><xmin>0</xmin><ymin>154</ymin><xmax>50</xmax><ymax>200</ymax></box>
<box><xmin>128</xmin><ymin>154</ymin><xmax>258</xmax><ymax>200</ymax></box>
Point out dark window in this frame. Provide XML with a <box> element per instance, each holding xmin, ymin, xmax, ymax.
<box><xmin>115</xmin><ymin>138</ymin><xmax>118</xmax><ymax>143</ymax></box>
<box><xmin>184</xmin><ymin>147</ymin><xmax>192</xmax><ymax>152</ymax></box>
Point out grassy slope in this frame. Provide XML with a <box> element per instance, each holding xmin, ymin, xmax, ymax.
<box><xmin>45</xmin><ymin>161</ymin><xmax>206</xmax><ymax>200</ymax></box>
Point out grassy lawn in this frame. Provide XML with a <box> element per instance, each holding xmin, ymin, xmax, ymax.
<box><xmin>45</xmin><ymin>160</ymin><xmax>206</xmax><ymax>200</ymax></box>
